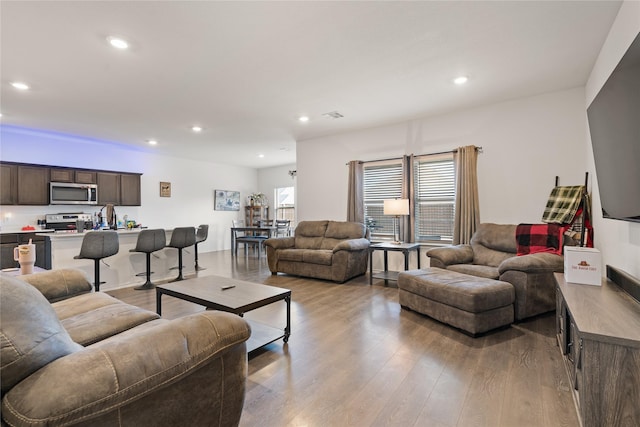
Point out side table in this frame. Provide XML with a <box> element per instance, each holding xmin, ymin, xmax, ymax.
<box><xmin>369</xmin><ymin>242</ymin><xmax>421</xmax><ymax>285</ymax></box>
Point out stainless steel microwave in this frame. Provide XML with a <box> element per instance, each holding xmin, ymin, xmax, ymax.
<box><xmin>50</xmin><ymin>182</ymin><xmax>98</xmax><ymax>205</ymax></box>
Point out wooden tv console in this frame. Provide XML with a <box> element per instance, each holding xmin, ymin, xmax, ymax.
<box><xmin>555</xmin><ymin>268</ymin><xmax>640</xmax><ymax>427</ymax></box>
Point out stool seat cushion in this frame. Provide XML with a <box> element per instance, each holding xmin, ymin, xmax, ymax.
<box><xmin>398</xmin><ymin>269</ymin><xmax>514</xmax><ymax>313</ymax></box>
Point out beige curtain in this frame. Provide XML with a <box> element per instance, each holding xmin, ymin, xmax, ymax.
<box><xmin>347</xmin><ymin>160</ymin><xmax>364</xmax><ymax>223</ymax></box>
<box><xmin>453</xmin><ymin>145</ymin><xmax>480</xmax><ymax>244</ymax></box>
<box><xmin>402</xmin><ymin>155</ymin><xmax>415</xmax><ymax>242</ymax></box>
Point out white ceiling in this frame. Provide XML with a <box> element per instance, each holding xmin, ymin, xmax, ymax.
<box><xmin>0</xmin><ymin>1</ymin><xmax>622</xmax><ymax>168</ymax></box>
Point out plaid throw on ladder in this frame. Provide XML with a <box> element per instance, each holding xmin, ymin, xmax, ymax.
<box><xmin>542</xmin><ymin>185</ymin><xmax>584</xmax><ymax>224</ymax></box>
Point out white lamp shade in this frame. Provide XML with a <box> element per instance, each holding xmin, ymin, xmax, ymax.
<box><xmin>383</xmin><ymin>199</ymin><xmax>409</xmax><ymax>215</ymax></box>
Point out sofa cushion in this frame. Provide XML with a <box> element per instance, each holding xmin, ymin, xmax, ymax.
<box><xmin>0</xmin><ymin>274</ymin><xmax>83</xmax><ymax>395</ymax></box>
<box><xmin>470</xmin><ymin>224</ymin><xmax>517</xmax><ymax>267</ymax></box>
<box><xmin>321</xmin><ymin>221</ymin><xmax>366</xmax><ymax>250</ymax></box>
<box><xmin>302</xmin><ymin>249</ymin><xmax>333</xmax><ymax>266</ymax></box>
<box><xmin>293</xmin><ymin>221</ymin><xmax>328</xmax><ymax>249</ymax></box>
<box><xmin>448</xmin><ymin>264</ymin><xmax>500</xmax><ymax>279</ymax></box>
<box><xmin>53</xmin><ymin>293</ymin><xmax>161</xmax><ymax>346</ymax></box>
<box><xmin>19</xmin><ymin>269</ymin><xmax>92</xmax><ymax>303</ymax></box>
<box><xmin>279</xmin><ymin>249</ymin><xmax>333</xmax><ymax>266</ymax></box>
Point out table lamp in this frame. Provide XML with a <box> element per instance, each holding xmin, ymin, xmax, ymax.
<box><xmin>384</xmin><ymin>199</ymin><xmax>409</xmax><ymax>244</ymax></box>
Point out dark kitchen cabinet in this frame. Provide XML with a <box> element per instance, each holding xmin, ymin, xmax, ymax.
<box><xmin>0</xmin><ymin>233</ymin><xmax>50</xmax><ymax>270</ymax></box>
<box><xmin>50</xmin><ymin>168</ymin><xmax>74</xmax><ymax>183</ymax></box>
<box><xmin>17</xmin><ymin>165</ymin><xmax>49</xmax><ymax>205</ymax></box>
<box><xmin>0</xmin><ymin>162</ymin><xmax>140</xmax><ymax>207</ymax></box>
<box><xmin>120</xmin><ymin>173</ymin><xmax>141</xmax><ymax>206</ymax></box>
<box><xmin>50</xmin><ymin>168</ymin><xmax>97</xmax><ymax>184</ymax></box>
<box><xmin>97</xmin><ymin>172</ymin><xmax>121</xmax><ymax>205</ymax></box>
<box><xmin>75</xmin><ymin>170</ymin><xmax>97</xmax><ymax>184</ymax></box>
<box><xmin>0</xmin><ymin>163</ymin><xmax>17</xmax><ymax>205</ymax></box>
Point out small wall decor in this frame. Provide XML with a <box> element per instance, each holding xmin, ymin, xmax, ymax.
<box><xmin>160</xmin><ymin>182</ymin><xmax>171</xmax><ymax>197</ymax></box>
<box><xmin>215</xmin><ymin>190</ymin><xmax>241</xmax><ymax>211</ymax></box>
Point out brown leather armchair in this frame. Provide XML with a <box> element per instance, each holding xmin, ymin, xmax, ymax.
<box><xmin>427</xmin><ymin>223</ymin><xmax>564</xmax><ymax>320</ymax></box>
<box><xmin>1</xmin><ymin>269</ymin><xmax>250</xmax><ymax>427</ymax></box>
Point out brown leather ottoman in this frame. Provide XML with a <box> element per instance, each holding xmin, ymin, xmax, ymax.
<box><xmin>398</xmin><ymin>267</ymin><xmax>515</xmax><ymax>335</ymax></box>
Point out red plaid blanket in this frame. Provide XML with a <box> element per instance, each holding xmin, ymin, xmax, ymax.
<box><xmin>516</xmin><ymin>224</ymin><xmax>562</xmax><ymax>256</ymax></box>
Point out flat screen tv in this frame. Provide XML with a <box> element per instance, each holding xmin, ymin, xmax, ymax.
<box><xmin>587</xmin><ymin>31</ymin><xmax>640</xmax><ymax>223</ymax></box>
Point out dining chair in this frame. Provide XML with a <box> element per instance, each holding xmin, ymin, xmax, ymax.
<box><xmin>275</xmin><ymin>219</ymin><xmax>291</xmax><ymax>237</ymax></box>
<box><xmin>232</xmin><ymin>220</ymin><xmax>264</xmax><ymax>256</ymax></box>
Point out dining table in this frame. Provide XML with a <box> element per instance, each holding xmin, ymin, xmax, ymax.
<box><xmin>230</xmin><ymin>225</ymin><xmax>277</xmax><ymax>256</ymax></box>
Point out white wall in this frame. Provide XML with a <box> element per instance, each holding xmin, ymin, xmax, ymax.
<box><xmin>584</xmin><ymin>0</ymin><xmax>640</xmax><ymax>278</ymax></box>
<box><xmin>0</xmin><ymin>126</ymin><xmax>258</xmax><ymax>253</ymax></box>
<box><xmin>297</xmin><ymin>87</ymin><xmax>588</xmax><ymax>226</ymax></box>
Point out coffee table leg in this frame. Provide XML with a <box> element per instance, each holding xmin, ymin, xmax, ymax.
<box><xmin>156</xmin><ymin>290</ymin><xmax>162</xmax><ymax>316</ymax></box>
<box><xmin>284</xmin><ymin>295</ymin><xmax>291</xmax><ymax>342</ymax></box>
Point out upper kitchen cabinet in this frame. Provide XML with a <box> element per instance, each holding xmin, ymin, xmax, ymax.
<box><xmin>97</xmin><ymin>172</ymin><xmax>141</xmax><ymax>206</ymax></box>
<box><xmin>0</xmin><ymin>162</ymin><xmax>141</xmax><ymax>207</ymax></box>
<box><xmin>120</xmin><ymin>173</ymin><xmax>141</xmax><ymax>206</ymax></box>
<box><xmin>97</xmin><ymin>172</ymin><xmax>120</xmax><ymax>205</ymax></box>
<box><xmin>50</xmin><ymin>168</ymin><xmax>97</xmax><ymax>184</ymax></box>
<box><xmin>75</xmin><ymin>170</ymin><xmax>97</xmax><ymax>184</ymax></box>
<box><xmin>17</xmin><ymin>165</ymin><xmax>49</xmax><ymax>205</ymax></box>
<box><xmin>49</xmin><ymin>168</ymin><xmax>74</xmax><ymax>183</ymax></box>
<box><xmin>0</xmin><ymin>163</ymin><xmax>17</xmax><ymax>205</ymax></box>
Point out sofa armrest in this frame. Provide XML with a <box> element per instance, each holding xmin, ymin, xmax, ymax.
<box><xmin>498</xmin><ymin>252</ymin><xmax>564</xmax><ymax>275</ymax></box>
<box><xmin>264</xmin><ymin>237</ymin><xmax>295</xmax><ymax>250</ymax></box>
<box><xmin>333</xmin><ymin>238</ymin><xmax>370</xmax><ymax>253</ymax></box>
<box><xmin>426</xmin><ymin>245</ymin><xmax>474</xmax><ymax>266</ymax></box>
<box><xmin>1</xmin><ymin>311</ymin><xmax>251</xmax><ymax>426</ymax></box>
<box><xmin>18</xmin><ymin>269</ymin><xmax>93</xmax><ymax>303</ymax></box>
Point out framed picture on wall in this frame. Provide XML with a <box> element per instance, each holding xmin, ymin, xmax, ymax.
<box><xmin>214</xmin><ymin>190</ymin><xmax>240</xmax><ymax>211</ymax></box>
<box><xmin>160</xmin><ymin>182</ymin><xmax>171</xmax><ymax>197</ymax></box>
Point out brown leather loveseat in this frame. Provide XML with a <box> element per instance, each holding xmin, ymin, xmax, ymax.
<box><xmin>264</xmin><ymin>220</ymin><xmax>370</xmax><ymax>283</ymax></box>
<box><xmin>1</xmin><ymin>269</ymin><xmax>250</xmax><ymax>427</ymax></box>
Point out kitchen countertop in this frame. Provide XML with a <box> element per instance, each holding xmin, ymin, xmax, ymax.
<box><xmin>1</xmin><ymin>229</ymin><xmax>54</xmax><ymax>235</ymax></box>
<box><xmin>36</xmin><ymin>229</ymin><xmax>145</xmax><ymax>238</ymax></box>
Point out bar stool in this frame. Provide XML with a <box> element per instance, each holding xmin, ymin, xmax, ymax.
<box><xmin>194</xmin><ymin>224</ymin><xmax>209</xmax><ymax>271</ymax></box>
<box><xmin>130</xmin><ymin>229</ymin><xmax>166</xmax><ymax>290</ymax></box>
<box><xmin>74</xmin><ymin>231</ymin><xmax>119</xmax><ymax>292</ymax></box>
<box><xmin>168</xmin><ymin>227</ymin><xmax>196</xmax><ymax>282</ymax></box>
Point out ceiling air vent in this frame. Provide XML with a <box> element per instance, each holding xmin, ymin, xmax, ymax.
<box><xmin>322</xmin><ymin>111</ymin><xmax>344</xmax><ymax>119</ymax></box>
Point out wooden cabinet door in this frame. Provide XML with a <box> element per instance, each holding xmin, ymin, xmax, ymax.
<box><xmin>17</xmin><ymin>165</ymin><xmax>49</xmax><ymax>205</ymax></box>
<box><xmin>97</xmin><ymin>172</ymin><xmax>120</xmax><ymax>205</ymax></box>
<box><xmin>0</xmin><ymin>163</ymin><xmax>17</xmax><ymax>205</ymax></box>
<box><xmin>119</xmin><ymin>173</ymin><xmax>141</xmax><ymax>206</ymax></box>
<box><xmin>75</xmin><ymin>170</ymin><xmax>97</xmax><ymax>184</ymax></box>
<box><xmin>50</xmin><ymin>168</ymin><xmax>74</xmax><ymax>183</ymax></box>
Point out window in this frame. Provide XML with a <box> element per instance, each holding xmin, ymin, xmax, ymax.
<box><xmin>362</xmin><ymin>154</ymin><xmax>455</xmax><ymax>243</ymax></box>
<box><xmin>274</xmin><ymin>186</ymin><xmax>295</xmax><ymax>223</ymax></box>
<box><xmin>413</xmin><ymin>153</ymin><xmax>455</xmax><ymax>243</ymax></box>
<box><xmin>363</xmin><ymin>160</ymin><xmax>403</xmax><ymax>240</ymax></box>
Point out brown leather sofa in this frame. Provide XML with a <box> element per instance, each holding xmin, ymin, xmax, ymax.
<box><xmin>1</xmin><ymin>269</ymin><xmax>250</xmax><ymax>427</ymax></box>
<box><xmin>264</xmin><ymin>220</ymin><xmax>370</xmax><ymax>283</ymax></box>
<box><xmin>426</xmin><ymin>223</ymin><xmax>564</xmax><ymax>320</ymax></box>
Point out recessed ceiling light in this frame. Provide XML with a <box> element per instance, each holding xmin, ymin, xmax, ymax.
<box><xmin>191</xmin><ymin>125</ymin><xmax>203</xmax><ymax>133</ymax></box>
<box><xmin>453</xmin><ymin>76</ymin><xmax>469</xmax><ymax>85</ymax></box>
<box><xmin>258</xmin><ymin>154</ymin><xmax>265</xmax><ymax>158</ymax></box>
<box><xmin>298</xmin><ymin>116</ymin><xmax>309</xmax><ymax>123</ymax></box>
<box><xmin>108</xmin><ymin>37</ymin><xmax>129</xmax><ymax>49</ymax></box>
<box><xmin>11</xmin><ymin>82</ymin><xmax>30</xmax><ymax>90</ymax></box>
<box><xmin>147</xmin><ymin>139</ymin><xmax>158</xmax><ymax>146</ymax></box>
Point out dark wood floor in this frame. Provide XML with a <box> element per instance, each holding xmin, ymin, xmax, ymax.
<box><xmin>108</xmin><ymin>250</ymin><xmax>580</xmax><ymax>427</ymax></box>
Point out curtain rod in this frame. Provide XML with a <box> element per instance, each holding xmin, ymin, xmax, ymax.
<box><xmin>345</xmin><ymin>146</ymin><xmax>483</xmax><ymax>165</ymax></box>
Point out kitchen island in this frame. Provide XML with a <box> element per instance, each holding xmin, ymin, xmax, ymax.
<box><xmin>37</xmin><ymin>229</ymin><xmax>195</xmax><ymax>291</ymax></box>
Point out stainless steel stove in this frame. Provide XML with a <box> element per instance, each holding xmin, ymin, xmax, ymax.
<box><xmin>45</xmin><ymin>213</ymin><xmax>93</xmax><ymax>231</ymax></box>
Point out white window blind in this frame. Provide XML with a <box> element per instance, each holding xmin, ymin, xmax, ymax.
<box><xmin>413</xmin><ymin>154</ymin><xmax>455</xmax><ymax>243</ymax></box>
<box><xmin>363</xmin><ymin>161</ymin><xmax>403</xmax><ymax>240</ymax></box>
